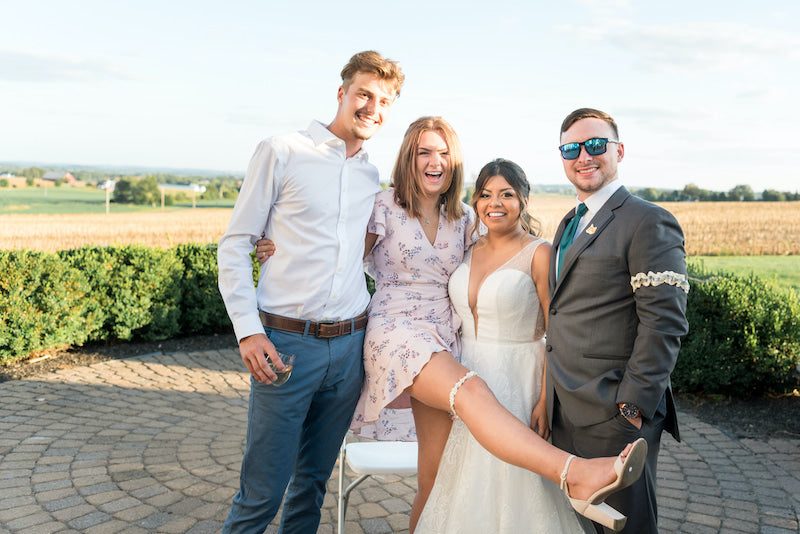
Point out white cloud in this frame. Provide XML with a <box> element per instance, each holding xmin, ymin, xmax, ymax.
<box><xmin>0</xmin><ymin>49</ymin><xmax>130</xmax><ymax>82</ymax></box>
<box><xmin>560</xmin><ymin>21</ymin><xmax>800</xmax><ymax>73</ymax></box>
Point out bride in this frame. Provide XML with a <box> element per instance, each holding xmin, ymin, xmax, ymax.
<box><xmin>415</xmin><ymin>158</ymin><xmax>592</xmax><ymax>533</ymax></box>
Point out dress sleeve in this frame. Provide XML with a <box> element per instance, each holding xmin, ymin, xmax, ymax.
<box><xmin>364</xmin><ymin>191</ymin><xmax>390</xmax><ymax>279</ymax></box>
<box><xmin>368</xmin><ymin>191</ymin><xmax>390</xmax><ymax>238</ymax></box>
<box><xmin>462</xmin><ymin>204</ymin><xmax>480</xmax><ymax>248</ymax></box>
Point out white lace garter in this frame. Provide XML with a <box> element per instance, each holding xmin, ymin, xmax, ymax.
<box><xmin>630</xmin><ymin>270</ymin><xmax>690</xmax><ymax>294</ymax></box>
<box><xmin>449</xmin><ymin>370</ymin><xmax>477</xmax><ymax>420</ymax></box>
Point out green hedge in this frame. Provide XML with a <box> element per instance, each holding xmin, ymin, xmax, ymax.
<box><xmin>0</xmin><ymin>250</ymin><xmax>97</xmax><ymax>358</ymax></box>
<box><xmin>173</xmin><ymin>243</ymin><xmax>233</xmax><ymax>335</ymax></box>
<box><xmin>0</xmin><ymin>244</ymin><xmax>245</xmax><ymax>364</ymax></box>
<box><xmin>58</xmin><ymin>245</ymin><xmax>183</xmax><ymax>341</ymax></box>
<box><xmin>2</xmin><ymin>247</ymin><xmax>799</xmax><ymax>397</ymax></box>
<box><xmin>672</xmin><ymin>264</ymin><xmax>800</xmax><ymax>397</ymax></box>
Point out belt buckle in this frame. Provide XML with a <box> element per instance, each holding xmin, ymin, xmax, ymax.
<box><xmin>315</xmin><ymin>321</ymin><xmax>336</xmax><ymax>338</ymax></box>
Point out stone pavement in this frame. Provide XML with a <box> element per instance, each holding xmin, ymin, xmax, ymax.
<box><xmin>0</xmin><ymin>349</ymin><xmax>797</xmax><ymax>534</ymax></box>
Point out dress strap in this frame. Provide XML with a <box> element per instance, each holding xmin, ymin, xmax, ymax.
<box><xmin>503</xmin><ymin>237</ymin><xmax>546</xmax><ymax>276</ymax></box>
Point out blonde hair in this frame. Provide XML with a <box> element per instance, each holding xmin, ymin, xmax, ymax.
<box><xmin>341</xmin><ymin>50</ymin><xmax>405</xmax><ymax>97</ymax></box>
<box><xmin>391</xmin><ymin>117</ymin><xmax>465</xmax><ymax>222</ymax></box>
<box><xmin>470</xmin><ymin>158</ymin><xmax>541</xmax><ymax>237</ymax></box>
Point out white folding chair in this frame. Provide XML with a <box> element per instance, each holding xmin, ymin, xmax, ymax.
<box><xmin>336</xmin><ymin>435</ymin><xmax>418</xmax><ymax>533</ymax></box>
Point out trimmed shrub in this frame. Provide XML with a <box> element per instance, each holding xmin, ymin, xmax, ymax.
<box><xmin>0</xmin><ymin>243</ymin><xmax>243</xmax><ymax>363</ymax></box>
<box><xmin>0</xmin><ymin>250</ymin><xmax>96</xmax><ymax>361</ymax></box>
<box><xmin>673</xmin><ymin>266</ymin><xmax>800</xmax><ymax>397</ymax></box>
<box><xmin>59</xmin><ymin>245</ymin><xmax>183</xmax><ymax>342</ymax></box>
<box><xmin>174</xmin><ymin>243</ymin><xmax>231</xmax><ymax>334</ymax></box>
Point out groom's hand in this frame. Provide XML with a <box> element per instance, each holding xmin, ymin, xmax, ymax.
<box><xmin>627</xmin><ymin>414</ymin><xmax>643</xmax><ymax>429</ymax></box>
<box><xmin>618</xmin><ymin>403</ymin><xmax>643</xmax><ymax>429</ymax></box>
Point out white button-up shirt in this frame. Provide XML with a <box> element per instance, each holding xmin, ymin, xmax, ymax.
<box><xmin>575</xmin><ymin>179</ymin><xmax>623</xmax><ymax>234</ymax></box>
<box><xmin>557</xmin><ymin>179</ymin><xmax>622</xmax><ymax>269</ymax></box>
<box><xmin>218</xmin><ymin>120</ymin><xmax>382</xmax><ymax>342</ymax></box>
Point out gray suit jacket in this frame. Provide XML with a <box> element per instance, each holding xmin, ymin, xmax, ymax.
<box><xmin>545</xmin><ymin>186</ymin><xmax>689</xmax><ymax>441</ymax></box>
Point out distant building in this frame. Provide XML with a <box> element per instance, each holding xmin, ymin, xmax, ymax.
<box><xmin>41</xmin><ymin>171</ymin><xmax>77</xmax><ymax>186</ymax></box>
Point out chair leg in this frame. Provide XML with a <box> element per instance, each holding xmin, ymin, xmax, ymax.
<box><xmin>337</xmin><ymin>443</ymin><xmax>371</xmax><ymax>534</ymax></box>
<box><xmin>340</xmin><ymin>475</ymin><xmax>370</xmax><ymax>532</ymax></box>
<box><xmin>337</xmin><ymin>443</ymin><xmax>346</xmax><ymax>534</ymax></box>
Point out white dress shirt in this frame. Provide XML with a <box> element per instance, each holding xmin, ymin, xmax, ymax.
<box><xmin>557</xmin><ymin>179</ymin><xmax>623</xmax><ymax>268</ymax></box>
<box><xmin>218</xmin><ymin>120</ymin><xmax>382</xmax><ymax>342</ymax></box>
<box><xmin>575</xmin><ymin>179</ymin><xmax>623</xmax><ymax>234</ymax></box>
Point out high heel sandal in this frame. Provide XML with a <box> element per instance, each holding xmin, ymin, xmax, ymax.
<box><xmin>559</xmin><ymin>437</ymin><xmax>648</xmax><ymax>532</ymax></box>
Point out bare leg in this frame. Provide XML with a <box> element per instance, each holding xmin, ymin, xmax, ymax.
<box><xmin>406</xmin><ymin>351</ymin><xmax>628</xmax><ymax>502</ymax></box>
<box><xmin>408</xmin><ymin>397</ymin><xmax>452</xmax><ymax>534</ymax></box>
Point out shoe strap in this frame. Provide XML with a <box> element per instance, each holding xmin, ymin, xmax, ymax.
<box><xmin>560</xmin><ymin>454</ymin><xmax>577</xmax><ymax>491</ymax></box>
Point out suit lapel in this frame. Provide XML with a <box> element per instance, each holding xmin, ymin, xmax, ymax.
<box><xmin>552</xmin><ymin>187</ymin><xmax>631</xmax><ymax>296</ymax></box>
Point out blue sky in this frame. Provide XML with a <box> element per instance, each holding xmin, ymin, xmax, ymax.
<box><xmin>2</xmin><ymin>0</ymin><xmax>798</xmax><ymax>192</ymax></box>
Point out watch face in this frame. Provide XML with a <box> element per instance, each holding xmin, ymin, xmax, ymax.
<box><xmin>621</xmin><ymin>404</ymin><xmax>639</xmax><ymax>419</ymax></box>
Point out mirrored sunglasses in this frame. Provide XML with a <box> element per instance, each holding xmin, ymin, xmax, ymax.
<box><xmin>559</xmin><ymin>138</ymin><xmax>618</xmax><ymax>160</ymax></box>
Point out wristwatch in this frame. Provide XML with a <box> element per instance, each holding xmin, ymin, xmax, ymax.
<box><xmin>619</xmin><ymin>403</ymin><xmax>640</xmax><ymax>419</ymax></box>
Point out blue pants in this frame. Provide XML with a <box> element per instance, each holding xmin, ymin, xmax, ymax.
<box><xmin>222</xmin><ymin>326</ymin><xmax>365</xmax><ymax>534</ymax></box>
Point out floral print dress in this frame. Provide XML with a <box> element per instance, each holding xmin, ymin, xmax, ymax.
<box><xmin>351</xmin><ymin>189</ymin><xmax>475</xmax><ymax>440</ymax></box>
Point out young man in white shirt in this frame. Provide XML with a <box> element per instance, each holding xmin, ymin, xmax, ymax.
<box><xmin>217</xmin><ymin>51</ymin><xmax>404</xmax><ymax>534</ymax></box>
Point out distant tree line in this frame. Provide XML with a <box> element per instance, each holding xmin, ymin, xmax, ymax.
<box><xmin>113</xmin><ymin>176</ymin><xmax>162</xmax><ymax>206</ymax></box>
<box><xmin>631</xmin><ymin>183</ymin><xmax>800</xmax><ymax>202</ymax></box>
<box><xmin>111</xmin><ymin>175</ymin><xmax>241</xmax><ymax>205</ymax></box>
<box><xmin>0</xmin><ymin>167</ymin><xmax>244</xmax><ymax>205</ymax></box>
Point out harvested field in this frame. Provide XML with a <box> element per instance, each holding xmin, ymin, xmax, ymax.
<box><xmin>532</xmin><ymin>199</ymin><xmax>799</xmax><ymax>256</ymax></box>
<box><xmin>1</xmin><ymin>199</ymin><xmax>797</xmax><ymax>256</ymax></box>
<box><xmin>0</xmin><ymin>210</ymin><xmax>233</xmax><ymax>252</ymax></box>
<box><xmin>661</xmin><ymin>201</ymin><xmax>799</xmax><ymax>256</ymax></box>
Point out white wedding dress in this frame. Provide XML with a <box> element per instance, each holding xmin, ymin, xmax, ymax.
<box><xmin>415</xmin><ymin>239</ymin><xmax>591</xmax><ymax>533</ymax></box>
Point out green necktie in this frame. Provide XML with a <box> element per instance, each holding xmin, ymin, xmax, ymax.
<box><xmin>557</xmin><ymin>203</ymin><xmax>588</xmax><ymax>277</ymax></box>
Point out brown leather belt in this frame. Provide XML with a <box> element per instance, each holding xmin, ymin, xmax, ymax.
<box><xmin>259</xmin><ymin>310</ymin><xmax>368</xmax><ymax>339</ymax></box>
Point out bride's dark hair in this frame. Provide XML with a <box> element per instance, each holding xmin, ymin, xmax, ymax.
<box><xmin>470</xmin><ymin>158</ymin><xmax>541</xmax><ymax>237</ymax></box>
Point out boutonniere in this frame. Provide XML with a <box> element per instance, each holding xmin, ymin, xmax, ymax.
<box><xmin>585</xmin><ymin>224</ymin><xmax>597</xmax><ymax>235</ymax></box>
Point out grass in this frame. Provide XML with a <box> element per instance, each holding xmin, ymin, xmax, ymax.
<box><xmin>690</xmin><ymin>255</ymin><xmax>800</xmax><ymax>291</ymax></box>
<box><xmin>0</xmin><ymin>186</ymin><xmax>236</xmax><ymax>214</ymax></box>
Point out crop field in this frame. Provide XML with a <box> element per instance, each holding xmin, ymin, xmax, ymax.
<box><xmin>663</xmin><ymin>201</ymin><xmax>799</xmax><ymax>256</ymax></box>
<box><xmin>531</xmin><ymin>199</ymin><xmax>798</xmax><ymax>256</ymax></box>
<box><xmin>1</xmin><ymin>197</ymin><xmax>797</xmax><ymax>257</ymax></box>
<box><xmin>0</xmin><ymin>210</ymin><xmax>234</xmax><ymax>251</ymax></box>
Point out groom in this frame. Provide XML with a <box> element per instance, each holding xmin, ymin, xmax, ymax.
<box><xmin>545</xmin><ymin>108</ymin><xmax>689</xmax><ymax>533</ymax></box>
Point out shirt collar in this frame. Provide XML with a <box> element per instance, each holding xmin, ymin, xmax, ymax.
<box><xmin>307</xmin><ymin>120</ymin><xmax>369</xmax><ymax>162</ymax></box>
<box><xmin>578</xmin><ymin>179</ymin><xmax>622</xmax><ymax>214</ymax></box>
